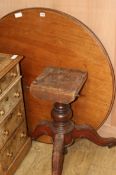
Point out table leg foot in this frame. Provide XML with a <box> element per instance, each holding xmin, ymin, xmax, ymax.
<box><xmin>72</xmin><ymin>124</ymin><xmax>116</xmax><ymax>148</ymax></box>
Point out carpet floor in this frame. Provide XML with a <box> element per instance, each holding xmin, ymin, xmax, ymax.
<box><xmin>15</xmin><ymin>140</ymin><xmax>116</xmax><ymax>175</ymax></box>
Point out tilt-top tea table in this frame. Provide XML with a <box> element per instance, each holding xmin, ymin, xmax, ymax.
<box><xmin>0</xmin><ymin>8</ymin><xmax>116</xmax><ymax>175</ymax></box>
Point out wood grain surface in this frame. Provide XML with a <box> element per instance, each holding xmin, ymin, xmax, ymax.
<box><xmin>0</xmin><ymin>8</ymin><xmax>115</xmax><ymax>143</ymax></box>
<box><xmin>0</xmin><ymin>0</ymin><xmax>116</xmax><ymax>137</ymax></box>
<box><xmin>30</xmin><ymin>67</ymin><xmax>87</xmax><ymax>103</ymax></box>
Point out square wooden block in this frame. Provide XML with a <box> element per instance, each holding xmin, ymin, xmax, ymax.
<box><xmin>30</xmin><ymin>67</ymin><xmax>87</xmax><ymax>103</ymax></box>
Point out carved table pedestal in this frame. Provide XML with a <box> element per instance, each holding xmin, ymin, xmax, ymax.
<box><xmin>30</xmin><ymin>67</ymin><xmax>116</xmax><ymax>175</ymax></box>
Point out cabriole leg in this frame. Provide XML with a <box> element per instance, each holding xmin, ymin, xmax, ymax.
<box><xmin>72</xmin><ymin>124</ymin><xmax>116</xmax><ymax>148</ymax></box>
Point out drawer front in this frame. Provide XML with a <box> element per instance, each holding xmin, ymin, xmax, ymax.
<box><xmin>0</xmin><ymin>100</ymin><xmax>25</xmax><ymax>150</ymax></box>
<box><xmin>0</xmin><ymin>65</ymin><xmax>19</xmax><ymax>95</ymax></box>
<box><xmin>0</xmin><ymin>79</ymin><xmax>22</xmax><ymax>122</ymax></box>
<box><xmin>0</xmin><ymin>121</ymin><xmax>28</xmax><ymax>171</ymax></box>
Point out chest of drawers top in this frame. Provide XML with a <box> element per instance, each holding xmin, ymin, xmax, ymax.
<box><xmin>0</xmin><ymin>53</ymin><xmax>23</xmax><ymax>79</ymax></box>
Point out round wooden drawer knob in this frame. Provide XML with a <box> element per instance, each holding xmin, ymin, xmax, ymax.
<box><xmin>17</xmin><ymin>112</ymin><xmax>22</xmax><ymax>118</ymax></box>
<box><xmin>6</xmin><ymin>152</ymin><xmax>13</xmax><ymax>158</ymax></box>
<box><xmin>0</xmin><ymin>110</ymin><xmax>5</xmax><ymax>116</ymax></box>
<box><xmin>3</xmin><ymin>130</ymin><xmax>9</xmax><ymax>136</ymax></box>
<box><xmin>20</xmin><ymin>132</ymin><xmax>26</xmax><ymax>138</ymax></box>
<box><xmin>10</xmin><ymin>72</ymin><xmax>17</xmax><ymax>77</ymax></box>
<box><xmin>14</xmin><ymin>92</ymin><xmax>20</xmax><ymax>98</ymax></box>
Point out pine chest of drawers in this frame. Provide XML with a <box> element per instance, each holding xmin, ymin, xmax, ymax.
<box><xmin>0</xmin><ymin>53</ymin><xmax>31</xmax><ymax>175</ymax></box>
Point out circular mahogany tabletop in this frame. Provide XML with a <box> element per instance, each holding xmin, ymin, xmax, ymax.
<box><xmin>0</xmin><ymin>8</ymin><xmax>115</xmax><ymax>143</ymax></box>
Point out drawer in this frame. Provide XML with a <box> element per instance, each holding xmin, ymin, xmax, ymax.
<box><xmin>0</xmin><ymin>65</ymin><xmax>20</xmax><ymax>96</ymax></box>
<box><xmin>0</xmin><ymin>121</ymin><xmax>28</xmax><ymax>171</ymax></box>
<box><xmin>0</xmin><ymin>100</ymin><xmax>25</xmax><ymax>150</ymax></box>
<box><xmin>0</xmin><ymin>79</ymin><xmax>22</xmax><ymax>122</ymax></box>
